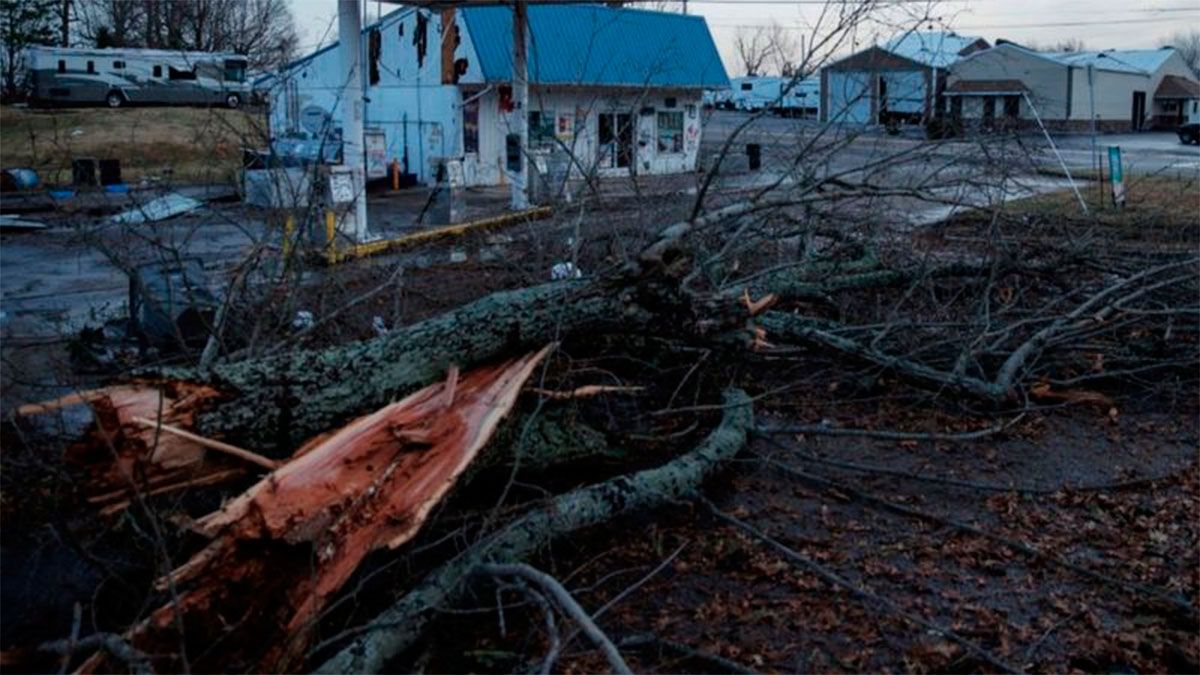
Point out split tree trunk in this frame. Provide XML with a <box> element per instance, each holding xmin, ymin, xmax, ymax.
<box><xmin>317</xmin><ymin>389</ymin><xmax>753</xmax><ymax>674</ymax></box>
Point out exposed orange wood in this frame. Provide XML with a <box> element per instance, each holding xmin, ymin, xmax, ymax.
<box><xmin>14</xmin><ymin>387</ymin><xmax>135</xmax><ymax>416</ymax></box>
<box><xmin>129</xmin><ymin>416</ymin><xmax>280</xmax><ymax>470</ymax></box>
<box><xmin>28</xmin><ymin>382</ymin><xmax>247</xmax><ymax>517</ymax></box>
<box><xmin>741</xmin><ymin>289</ymin><xmax>778</xmax><ymax>316</ymax></box>
<box><xmin>103</xmin><ymin>346</ymin><xmax>555</xmax><ymax>673</ymax></box>
<box><xmin>95</xmin><ymin>469</ymin><xmax>247</xmax><ymax>517</ymax></box>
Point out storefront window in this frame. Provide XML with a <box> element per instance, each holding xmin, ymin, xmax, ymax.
<box><xmin>657</xmin><ymin>111</ymin><xmax>683</xmax><ymax>154</ymax></box>
<box><xmin>529</xmin><ymin>110</ymin><xmax>556</xmax><ymax>148</ymax></box>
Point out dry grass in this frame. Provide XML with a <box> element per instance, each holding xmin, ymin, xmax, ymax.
<box><xmin>1013</xmin><ymin>174</ymin><xmax>1200</xmax><ymax>228</ymax></box>
<box><xmin>0</xmin><ymin>105</ymin><xmax>268</xmax><ymax>185</ymax></box>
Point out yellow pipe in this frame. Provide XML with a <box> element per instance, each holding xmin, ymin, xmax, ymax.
<box><xmin>318</xmin><ymin>206</ymin><xmax>553</xmax><ymax>266</ymax></box>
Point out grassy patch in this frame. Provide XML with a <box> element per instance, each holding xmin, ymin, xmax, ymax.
<box><xmin>1010</xmin><ymin>174</ymin><xmax>1200</xmax><ymax>229</ymax></box>
<box><xmin>0</xmin><ymin>105</ymin><xmax>268</xmax><ymax>185</ymax></box>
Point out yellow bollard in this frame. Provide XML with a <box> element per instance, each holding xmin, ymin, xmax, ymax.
<box><xmin>282</xmin><ymin>213</ymin><xmax>295</xmax><ymax>262</ymax></box>
<box><xmin>325</xmin><ymin>209</ymin><xmax>337</xmax><ymax>264</ymax></box>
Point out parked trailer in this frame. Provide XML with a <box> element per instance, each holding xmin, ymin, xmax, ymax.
<box><xmin>729</xmin><ymin>76</ymin><xmax>820</xmax><ymax>117</ymax></box>
<box><xmin>26</xmin><ymin>46</ymin><xmax>250</xmax><ymax>109</ymax></box>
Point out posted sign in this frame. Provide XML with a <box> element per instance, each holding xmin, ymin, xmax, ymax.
<box><xmin>1108</xmin><ymin>146</ymin><xmax>1125</xmax><ymax>207</ymax></box>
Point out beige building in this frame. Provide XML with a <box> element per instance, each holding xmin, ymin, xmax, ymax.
<box><xmin>945</xmin><ymin>42</ymin><xmax>1200</xmax><ymax>132</ymax></box>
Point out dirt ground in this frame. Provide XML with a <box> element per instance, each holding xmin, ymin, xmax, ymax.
<box><xmin>420</xmin><ymin>405</ymin><xmax>1198</xmax><ymax>674</ymax></box>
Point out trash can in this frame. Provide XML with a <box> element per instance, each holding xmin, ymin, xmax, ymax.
<box><xmin>746</xmin><ymin>143</ymin><xmax>761</xmax><ymax>171</ymax></box>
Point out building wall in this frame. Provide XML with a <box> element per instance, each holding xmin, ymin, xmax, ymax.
<box><xmin>466</xmin><ymin>86</ymin><xmax>704</xmax><ymax>186</ymax></box>
<box><xmin>1067</xmin><ymin>68</ymin><xmax>1149</xmax><ymax>123</ymax></box>
<box><xmin>950</xmin><ymin>46</ymin><xmax>1197</xmax><ymax>130</ymax></box>
<box><xmin>266</xmin><ymin>7</ymin><xmax>706</xmax><ymax>187</ymax></box>
<box><xmin>265</xmin><ymin>8</ymin><xmax>481</xmax><ymax>185</ymax></box>
<box><xmin>949</xmin><ymin>46</ymin><xmax>1070</xmax><ymax>119</ymax></box>
<box><xmin>820</xmin><ymin>48</ymin><xmax>934</xmax><ymax>123</ymax></box>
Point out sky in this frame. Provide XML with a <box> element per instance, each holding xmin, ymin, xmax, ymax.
<box><xmin>284</xmin><ymin>0</ymin><xmax>1198</xmax><ymax>76</ymax></box>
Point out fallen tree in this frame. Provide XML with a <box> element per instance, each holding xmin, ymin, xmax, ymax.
<box><xmin>9</xmin><ymin>155</ymin><xmax>1198</xmax><ymax>674</ymax></box>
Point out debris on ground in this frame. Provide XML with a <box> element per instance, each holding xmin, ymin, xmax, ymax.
<box><xmin>109</xmin><ymin>193</ymin><xmax>203</xmax><ymax>225</ymax></box>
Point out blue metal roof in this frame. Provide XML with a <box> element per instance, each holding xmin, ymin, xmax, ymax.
<box><xmin>461</xmin><ymin>5</ymin><xmax>729</xmax><ymax>89</ymax></box>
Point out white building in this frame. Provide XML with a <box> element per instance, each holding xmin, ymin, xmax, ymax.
<box><xmin>945</xmin><ymin>43</ymin><xmax>1200</xmax><ymax>131</ymax></box>
<box><xmin>260</xmin><ymin>4</ymin><xmax>728</xmax><ymax>187</ymax></box>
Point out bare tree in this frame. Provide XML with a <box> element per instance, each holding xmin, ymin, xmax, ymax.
<box><xmin>1031</xmin><ymin>37</ymin><xmax>1086</xmax><ymax>53</ymax></box>
<box><xmin>73</xmin><ymin>0</ymin><xmax>297</xmax><ymax>69</ymax></box>
<box><xmin>1167</xmin><ymin>28</ymin><xmax>1200</xmax><ymax>77</ymax></box>
<box><xmin>734</xmin><ymin>25</ymin><xmax>772</xmax><ymax>77</ymax></box>
<box><xmin>0</xmin><ymin>0</ymin><xmax>57</xmax><ymax>99</ymax></box>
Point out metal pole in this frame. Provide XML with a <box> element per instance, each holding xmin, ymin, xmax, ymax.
<box><xmin>1088</xmin><ymin>64</ymin><xmax>1100</xmax><ymax>206</ymax></box>
<box><xmin>337</xmin><ymin>0</ymin><xmax>369</xmax><ymax>240</ymax></box>
<box><xmin>510</xmin><ymin>1</ymin><xmax>529</xmax><ymax>210</ymax></box>
<box><xmin>1023</xmin><ymin>92</ymin><xmax>1089</xmax><ymax>215</ymax></box>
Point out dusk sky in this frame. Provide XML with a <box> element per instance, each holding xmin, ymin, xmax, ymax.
<box><xmin>284</xmin><ymin>0</ymin><xmax>1198</xmax><ymax>75</ymax></box>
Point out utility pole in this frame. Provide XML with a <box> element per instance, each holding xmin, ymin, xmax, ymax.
<box><xmin>60</xmin><ymin>0</ymin><xmax>70</xmax><ymax>46</ymax></box>
<box><xmin>510</xmin><ymin>0</ymin><xmax>529</xmax><ymax>210</ymax></box>
<box><xmin>337</xmin><ymin>0</ymin><xmax>369</xmax><ymax>240</ymax></box>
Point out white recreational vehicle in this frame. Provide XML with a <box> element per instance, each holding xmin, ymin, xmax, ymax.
<box><xmin>26</xmin><ymin>46</ymin><xmax>251</xmax><ymax>109</ymax></box>
<box><xmin>729</xmin><ymin>76</ymin><xmax>820</xmax><ymax>117</ymax></box>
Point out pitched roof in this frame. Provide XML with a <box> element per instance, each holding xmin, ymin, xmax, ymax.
<box><xmin>461</xmin><ymin>5</ymin><xmax>729</xmax><ymax>88</ymax></box>
<box><xmin>882</xmin><ymin>31</ymin><xmax>987</xmax><ymax>68</ymax></box>
<box><xmin>1042</xmin><ymin>48</ymin><xmax>1177</xmax><ymax>75</ymax></box>
<box><xmin>944</xmin><ymin>79</ymin><xmax>1028</xmax><ymax>94</ymax></box>
<box><xmin>1155</xmin><ymin>74</ymin><xmax>1200</xmax><ymax>99</ymax></box>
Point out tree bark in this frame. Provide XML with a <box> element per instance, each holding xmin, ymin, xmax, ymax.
<box><xmin>186</xmin><ymin>279</ymin><xmax>646</xmax><ymax>452</ymax></box>
<box><xmin>316</xmin><ymin>388</ymin><xmax>753</xmax><ymax>674</ymax></box>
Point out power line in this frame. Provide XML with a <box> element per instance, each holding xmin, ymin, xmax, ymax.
<box><xmin>707</xmin><ymin>14</ymin><xmax>1196</xmax><ymax>29</ymax></box>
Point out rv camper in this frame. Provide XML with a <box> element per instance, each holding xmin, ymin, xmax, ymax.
<box><xmin>26</xmin><ymin>46</ymin><xmax>250</xmax><ymax>109</ymax></box>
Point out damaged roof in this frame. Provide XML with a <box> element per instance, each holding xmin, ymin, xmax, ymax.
<box><xmin>462</xmin><ymin>4</ymin><xmax>729</xmax><ymax>89</ymax></box>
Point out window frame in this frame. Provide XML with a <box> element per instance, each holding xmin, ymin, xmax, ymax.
<box><xmin>86</xmin><ymin>61</ymin><xmax>95</xmax><ymax>74</ymax></box>
<box><xmin>656</xmin><ymin>110</ymin><xmax>684</xmax><ymax>155</ymax></box>
<box><xmin>528</xmin><ymin>110</ymin><xmax>557</xmax><ymax>149</ymax></box>
<box><xmin>168</xmin><ymin>65</ymin><xmax>197</xmax><ymax>81</ymax></box>
<box><xmin>153</xmin><ymin>65</ymin><xmax>163</xmax><ymax>78</ymax></box>
<box><xmin>223</xmin><ymin>59</ymin><xmax>247</xmax><ymax>83</ymax></box>
<box><xmin>57</xmin><ymin>60</ymin><xmax>66</xmax><ymax>73</ymax></box>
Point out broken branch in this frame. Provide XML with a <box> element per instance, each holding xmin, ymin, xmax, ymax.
<box><xmin>478</xmin><ymin>563</ymin><xmax>633</xmax><ymax>675</ymax></box>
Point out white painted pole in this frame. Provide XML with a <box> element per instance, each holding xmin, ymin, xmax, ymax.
<box><xmin>338</xmin><ymin>0</ymin><xmax>369</xmax><ymax>240</ymax></box>
<box><xmin>1023</xmin><ymin>92</ymin><xmax>1089</xmax><ymax>215</ymax></box>
<box><xmin>511</xmin><ymin>1</ymin><xmax>529</xmax><ymax>210</ymax></box>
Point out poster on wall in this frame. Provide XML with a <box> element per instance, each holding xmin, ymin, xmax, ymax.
<box><xmin>365</xmin><ymin>129</ymin><xmax>388</xmax><ymax>179</ymax></box>
<box><xmin>557</xmin><ymin>112</ymin><xmax>575</xmax><ymax>140</ymax></box>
